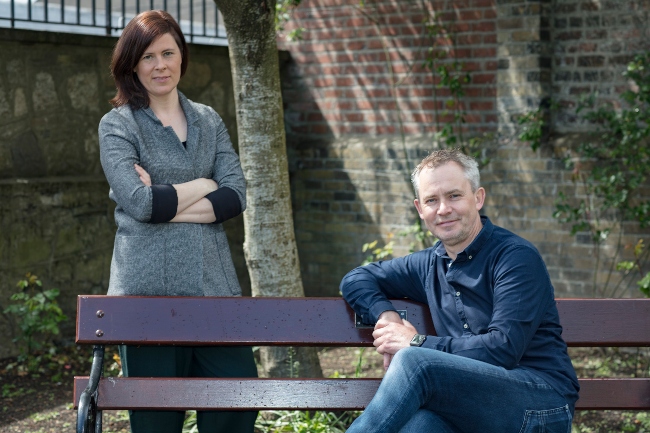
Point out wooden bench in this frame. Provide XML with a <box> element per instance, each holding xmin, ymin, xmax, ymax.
<box><xmin>73</xmin><ymin>296</ymin><xmax>650</xmax><ymax>433</ymax></box>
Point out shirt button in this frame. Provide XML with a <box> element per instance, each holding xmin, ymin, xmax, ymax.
<box><xmin>456</xmin><ymin>292</ymin><xmax>460</xmax><ymax>296</ymax></box>
<box><xmin>468</xmin><ymin>255</ymin><xmax>472</xmax><ymax>259</ymax></box>
<box><xmin>463</xmin><ymin>324</ymin><xmax>468</xmax><ymax>329</ymax></box>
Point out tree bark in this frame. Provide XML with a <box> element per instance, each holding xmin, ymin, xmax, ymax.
<box><xmin>213</xmin><ymin>0</ymin><xmax>322</xmax><ymax>378</ymax></box>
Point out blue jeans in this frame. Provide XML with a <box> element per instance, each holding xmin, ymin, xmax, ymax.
<box><xmin>347</xmin><ymin>348</ymin><xmax>572</xmax><ymax>433</ymax></box>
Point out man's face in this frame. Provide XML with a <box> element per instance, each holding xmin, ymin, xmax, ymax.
<box><xmin>414</xmin><ymin>162</ymin><xmax>485</xmax><ymax>255</ymax></box>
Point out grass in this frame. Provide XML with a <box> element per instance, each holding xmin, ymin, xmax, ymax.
<box><xmin>181</xmin><ymin>409</ymin><xmax>358</xmax><ymax>433</ymax></box>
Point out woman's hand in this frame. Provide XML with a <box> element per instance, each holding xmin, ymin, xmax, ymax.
<box><xmin>134</xmin><ymin>163</ymin><xmax>218</xmax><ymax>220</ymax></box>
<box><xmin>134</xmin><ymin>164</ymin><xmax>217</xmax><ymax>194</ymax></box>
<box><xmin>134</xmin><ymin>164</ymin><xmax>152</xmax><ymax>187</ymax></box>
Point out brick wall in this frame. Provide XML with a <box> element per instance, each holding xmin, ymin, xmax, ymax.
<box><xmin>496</xmin><ymin>0</ymin><xmax>552</xmax><ymax>133</ymax></box>
<box><xmin>279</xmin><ymin>0</ymin><xmax>500</xmax><ymax>295</ymax></box>
<box><xmin>551</xmin><ymin>0</ymin><xmax>650</xmax><ymax>131</ymax></box>
<box><xmin>279</xmin><ymin>0</ymin><xmax>650</xmax><ymax>298</ymax></box>
<box><xmin>279</xmin><ymin>0</ymin><xmax>499</xmax><ymax>138</ymax></box>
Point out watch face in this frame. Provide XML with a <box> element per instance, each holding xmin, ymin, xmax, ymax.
<box><xmin>411</xmin><ymin>334</ymin><xmax>426</xmax><ymax>346</ymax></box>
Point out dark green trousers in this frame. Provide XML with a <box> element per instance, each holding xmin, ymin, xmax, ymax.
<box><xmin>118</xmin><ymin>345</ymin><xmax>258</xmax><ymax>433</ymax></box>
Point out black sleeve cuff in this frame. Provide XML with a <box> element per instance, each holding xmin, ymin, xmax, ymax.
<box><xmin>205</xmin><ymin>187</ymin><xmax>243</xmax><ymax>224</ymax></box>
<box><xmin>150</xmin><ymin>184</ymin><xmax>178</xmax><ymax>223</ymax></box>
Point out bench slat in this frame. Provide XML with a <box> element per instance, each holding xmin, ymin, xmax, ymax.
<box><xmin>73</xmin><ymin>377</ymin><xmax>650</xmax><ymax>411</ymax></box>
<box><xmin>74</xmin><ymin>377</ymin><xmax>380</xmax><ymax>411</ymax></box>
<box><xmin>77</xmin><ymin>296</ymin><xmax>650</xmax><ymax>346</ymax></box>
<box><xmin>556</xmin><ymin>299</ymin><xmax>650</xmax><ymax>346</ymax></box>
<box><xmin>576</xmin><ymin>378</ymin><xmax>650</xmax><ymax>410</ymax></box>
<box><xmin>76</xmin><ymin>296</ymin><xmax>436</xmax><ymax>346</ymax></box>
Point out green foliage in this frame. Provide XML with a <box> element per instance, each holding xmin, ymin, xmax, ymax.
<box><xmin>183</xmin><ymin>411</ymin><xmax>199</xmax><ymax>433</ymax></box>
<box><xmin>638</xmin><ymin>271</ymin><xmax>650</xmax><ymax>297</ymax></box>
<box><xmin>361</xmin><ymin>224</ymin><xmax>437</xmax><ymax>266</ymax></box>
<box><xmin>276</xmin><ymin>0</ymin><xmax>304</xmax><ymax>41</ymax></box>
<box><xmin>517</xmin><ymin>108</ymin><xmax>545</xmax><ymax>152</ymax></box>
<box><xmin>3</xmin><ymin>273</ymin><xmax>67</xmax><ymax>370</ymax></box>
<box><xmin>572</xmin><ymin>411</ymin><xmax>650</xmax><ymax>433</ymax></box>
<box><xmin>354</xmin><ymin>347</ymin><xmax>367</xmax><ymax>378</ymax></box>
<box><xmin>254</xmin><ymin>410</ymin><xmax>357</xmax><ymax>433</ymax></box>
<box><xmin>517</xmin><ymin>101</ymin><xmax>558</xmax><ymax>152</ymax></box>
<box><xmin>522</xmin><ymin>54</ymin><xmax>650</xmax><ymax>297</ymax></box>
<box><xmin>614</xmin><ymin>240</ymin><xmax>650</xmax><ymax>297</ymax></box>
<box><xmin>361</xmin><ymin>237</ymin><xmax>394</xmax><ymax>266</ymax></box>
<box><xmin>235</xmin><ymin>346</ymin><xmax>366</xmax><ymax>433</ymax></box>
<box><xmin>399</xmin><ymin>222</ymin><xmax>437</xmax><ymax>252</ymax></box>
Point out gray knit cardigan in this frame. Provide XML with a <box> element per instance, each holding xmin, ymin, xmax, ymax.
<box><xmin>99</xmin><ymin>92</ymin><xmax>245</xmax><ymax>297</ymax></box>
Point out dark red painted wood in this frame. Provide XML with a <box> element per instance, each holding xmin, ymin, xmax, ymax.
<box><xmin>74</xmin><ymin>377</ymin><xmax>381</xmax><ymax>410</ymax></box>
<box><xmin>77</xmin><ymin>296</ymin><xmax>650</xmax><ymax>346</ymax></box>
<box><xmin>76</xmin><ymin>296</ymin><xmax>436</xmax><ymax>346</ymax></box>
<box><xmin>73</xmin><ymin>377</ymin><xmax>650</xmax><ymax>410</ymax></box>
<box><xmin>74</xmin><ymin>296</ymin><xmax>650</xmax><ymax>414</ymax></box>
<box><xmin>556</xmin><ymin>298</ymin><xmax>650</xmax><ymax>346</ymax></box>
<box><xmin>576</xmin><ymin>378</ymin><xmax>650</xmax><ymax>410</ymax></box>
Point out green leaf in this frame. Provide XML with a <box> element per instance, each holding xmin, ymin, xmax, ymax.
<box><xmin>638</xmin><ymin>272</ymin><xmax>650</xmax><ymax>297</ymax></box>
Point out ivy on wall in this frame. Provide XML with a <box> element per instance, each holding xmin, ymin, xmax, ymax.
<box><xmin>521</xmin><ymin>54</ymin><xmax>650</xmax><ymax>297</ymax></box>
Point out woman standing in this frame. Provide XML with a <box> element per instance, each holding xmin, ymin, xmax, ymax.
<box><xmin>99</xmin><ymin>10</ymin><xmax>257</xmax><ymax>433</ymax></box>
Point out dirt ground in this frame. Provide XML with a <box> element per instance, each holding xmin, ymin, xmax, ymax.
<box><xmin>0</xmin><ymin>345</ymin><xmax>648</xmax><ymax>433</ymax></box>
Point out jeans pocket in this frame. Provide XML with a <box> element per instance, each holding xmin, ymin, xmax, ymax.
<box><xmin>518</xmin><ymin>404</ymin><xmax>572</xmax><ymax>433</ymax></box>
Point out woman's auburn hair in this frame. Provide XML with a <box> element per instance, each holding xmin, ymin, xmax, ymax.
<box><xmin>109</xmin><ymin>10</ymin><xmax>189</xmax><ymax>109</ymax></box>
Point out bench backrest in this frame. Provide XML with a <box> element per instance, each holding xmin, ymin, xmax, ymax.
<box><xmin>74</xmin><ymin>296</ymin><xmax>650</xmax><ymax>413</ymax></box>
<box><xmin>76</xmin><ymin>296</ymin><xmax>650</xmax><ymax>347</ymax></box>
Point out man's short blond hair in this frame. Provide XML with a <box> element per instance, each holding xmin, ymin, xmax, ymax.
<box><xmin>411</xmin><ymin>149</ymin><xmax>480</xmax><ymax>198</ymax></box>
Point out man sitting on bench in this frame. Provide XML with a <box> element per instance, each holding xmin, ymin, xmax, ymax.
<box><xmin>341</xmin><ymin>149</ymin><xmax>579</xmax><ymax>433</ymax></box>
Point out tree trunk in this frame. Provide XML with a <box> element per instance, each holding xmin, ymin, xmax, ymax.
<box><xmin>213</xmin><ymin>0</ymin><xmax>322</xmax><ymax>378</ymax></box>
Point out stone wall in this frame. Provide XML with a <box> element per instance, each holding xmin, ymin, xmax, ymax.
<box><xmin>0</xmin><ymin>28</ymin><xmax>246</xmax><ymax>358</ymax></box>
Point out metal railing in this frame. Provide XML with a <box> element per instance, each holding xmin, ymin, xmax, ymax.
<box><xmin>0</xmin><ymin>0</ymin><xmax>227</xmax><ymax>45</ymax></box>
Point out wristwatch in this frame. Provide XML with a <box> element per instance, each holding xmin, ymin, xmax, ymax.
<box><xmin>410</xmin><ymin>333</ymin><xmax>427</xmax><ymax>347</ymax></box>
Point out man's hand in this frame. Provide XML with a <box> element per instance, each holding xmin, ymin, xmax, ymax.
<box><xmin>373</xmin><ymin>311</ymin><xmax>418</xmax><ymax>370</ymax></box>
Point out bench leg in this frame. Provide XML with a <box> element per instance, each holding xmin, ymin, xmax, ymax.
<box><xmin>77</xmin><ymin>345</ymin><xmax>105</xmax><ymax>433</ymax></box>
<box><xmin>96</xmin><ymin>410</ymin><xmax>103</xmax><ymax>433</ymax></box>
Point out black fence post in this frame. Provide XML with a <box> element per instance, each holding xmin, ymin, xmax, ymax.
<box><xmin>106</xmin><ymin>0</ymin><xmax>112</xmax><ymax>35</ymax></box>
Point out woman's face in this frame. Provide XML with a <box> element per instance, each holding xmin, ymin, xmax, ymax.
<box><xmin>133</xmin><ymin>32</ymin><xmax>182</xmax><ymax>101</ymax></box>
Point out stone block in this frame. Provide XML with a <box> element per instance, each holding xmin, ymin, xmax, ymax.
<box><xmin>554</xmin><ymin>18</ymin><xmax>568</xmax><ymax>29</ymax></box>
<box><xmin>512</xmin><ymin>30</ymin><xmax>540</xmax><ymax>42</ymax></box>
<box><xmin>498</xmin><ymin>17</ymin><xmax>525</xmax><ymax>30</ymax></box>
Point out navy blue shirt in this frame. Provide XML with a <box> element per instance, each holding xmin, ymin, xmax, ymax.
<box><xmin>341</xmin><ymin>216</ymin><xmax>579</xmax><ymax>410</ymax></box>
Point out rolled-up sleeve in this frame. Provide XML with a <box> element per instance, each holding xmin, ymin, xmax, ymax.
<box><xmin>208</xmin><ymin>110</ymin><xmax>246</xmax><ymax>220</ymax></box>
<box><xmin>150</xmin><ymin>184</ymin><xmax>178</xmax><ymax>223</ymax></box>
<box><xmin>341</xmin><ymin>252</ymin><xmax>431</xmax><ymax>325</ymax></box>
<box><xmin>99</xmin><ymin>111</ymin><xmax>154</xmax><ymax>222</ymax></box>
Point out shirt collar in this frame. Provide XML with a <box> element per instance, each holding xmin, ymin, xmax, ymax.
<box><xmin>434</xmin><ymin>215</ymin><xmax>493</xmax><ymax>261</ymax></box>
